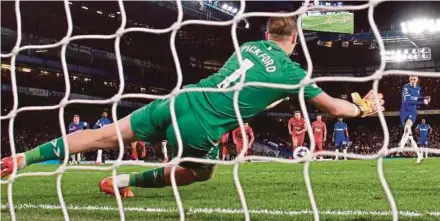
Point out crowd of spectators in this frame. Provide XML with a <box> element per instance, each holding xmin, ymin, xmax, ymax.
<box><xmin>2</xmin><ymin>112</ymin><xmax>439</xmax><ymax>161</ymax></box>
<box><xmin>1</xmin><ymin>67</ymin><xmax>170</xmax><ymax>99</ymax></box>
<box><xmin>4</xmin><ymin>62</ymin><xmax>440</xmax><ymax>112</ymax></box>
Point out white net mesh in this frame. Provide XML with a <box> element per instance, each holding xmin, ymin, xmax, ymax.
<box><xmin>1</xmin><ymin>0</ymin><xmax>440</xmax><ymax>221</ymax></box>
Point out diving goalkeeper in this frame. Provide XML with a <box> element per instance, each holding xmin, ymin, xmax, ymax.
<box><xmin>1</xmin><ymin>15</ymin><xmax>384</xmax><ymax>198</ymax></box>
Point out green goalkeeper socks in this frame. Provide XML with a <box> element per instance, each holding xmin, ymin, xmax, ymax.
<box><xmin>24</xmin><ymin>137</ymin><xmax>66</xmax><ymax>165</ymax></box>
<box><xmin>129</xmin><ymin>167</ymin><xmax>166</xmax><ymax>188</ymax></box>
<box><xmin>24</xmin><ymin>138</ymin><xmax>167</xmax><ymax>188</ymax></box>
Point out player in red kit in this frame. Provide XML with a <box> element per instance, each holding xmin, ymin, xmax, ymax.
<box><xmin>130</xmin><ymin>141</ymin><xmax>146</xmax><ymax>161</ymax></box>
<box><xmin>288</xmin><ymin>111</ymin><xmax>307</xmax><ymax>152</ymax></box>
<box><xmin>312</xmin><ymin>115</ymin><xmax>327</xmax><ymax>160</ymax></box>
<box><xmin>220</xmin><ymin>132</ymin><xmax>230</xmax><ymax>160</ymax></box>
<box><xmin>232</xmin><ymin>123</ymin><xmax>255</xmax><ymax>157</ymax></box>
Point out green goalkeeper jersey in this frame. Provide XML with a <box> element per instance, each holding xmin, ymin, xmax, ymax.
<box><xmin>184</xmin><ymin>40</ymin><xmax>323</xmax><ymax>139</ymax></box>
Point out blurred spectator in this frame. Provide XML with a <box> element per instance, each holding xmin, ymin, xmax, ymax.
<box><xmin>2</xmin><ymin>115</ymin><xmax>439</xmax><ymax>160</ymax></box>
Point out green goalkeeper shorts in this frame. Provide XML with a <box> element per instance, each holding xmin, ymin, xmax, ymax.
<box><xmin>130</xmin><ymin>95</ymin><xmax>219</xmax><ymax>170</ymax></box>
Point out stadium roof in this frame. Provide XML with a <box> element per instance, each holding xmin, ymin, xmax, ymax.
<box><xmin>1</xmin><ymin>1</ymin><xmax>439</xmax><ymax>67</ymax></box>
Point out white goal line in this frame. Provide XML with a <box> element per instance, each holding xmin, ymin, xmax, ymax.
<box><xmin>1</xmin><ymin>203</ymin><xmax>439</xmax><ymax>217</ymax></box>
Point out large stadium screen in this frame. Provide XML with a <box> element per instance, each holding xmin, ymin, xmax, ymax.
<box><xmin>302</xmin><ymin>1</ymin><xmax>354</xmax><ymax>34</ymax></box>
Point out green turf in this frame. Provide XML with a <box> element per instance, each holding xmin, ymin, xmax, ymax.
<box><xmin>303</xmin><ymin>12</ymin><xmax>354</xmax><ymax>34</ymax></box>
<box><xmin>1</xmin><ymin>159</ymin><xmax>440</xmax><ymax>220</ymax></box>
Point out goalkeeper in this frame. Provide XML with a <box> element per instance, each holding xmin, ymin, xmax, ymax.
<box><xmin>1</xmin><ymin>15</ymin><xmax>384</xmax><ymax>198</ymax></box>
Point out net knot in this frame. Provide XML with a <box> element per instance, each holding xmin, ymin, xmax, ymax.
<box><xmin>372</xmin><ymin>70</ymin><xmax>384</xmax><ymax>80</ymax></box>
<box><xmin>171</xmin><ymin>22</ymin><xmax>182</xmax><ymax>31</ymax></box>
<box><xmin>11</xmin><ymin>47</ymin><xmax>20</xmax><ymax>56</ymax></box>
<box><xmin>111</xmin><ymin>94</ymin><xmax>121</xmax><ymax>103</ymax></box>
<box><xmin>297</xmin><ymin>6</ymin><xmax>309</xmax><ymax>15</ymax></box>
<box><xmin>56</xmin><ymin>166</ymin><xmax>66</xmax><ymax>175</ymax></box>
<box><xmin>60</xmin><ymin>37</ymin><xmax>70</xmax><ymax>46</ymax></box>
<box><xmin>5</xmin><ymin>174</ymin><xmax>16</xmax><ymax>184</ymax></box>
<box><xmin>59</xmin><ymin>98</ymin><xmax>68</xmax><ymax>108</ymax></box>
<box><xmin>116</xmin><ymin>28</ymin><xmax>125</xmax><ymax>37</ymax></box>
<box><xmin>369</xmin><ymin>0</ymin><xmax>384</xmax><ymax>6</ymax></box>
<box><xmin>299</xmin><ymin>78</ymin><xmax>312</xmax><ymax>88</ymax></box>
<box><xmin>233</xmin><ymin>16</ymin><xmax>243</xmax><ymax>24</ymax></box>
<box><xmin>233</xmin><ymin>84</ymin><xmax>243</xmax><ymax>92</ymax></box>
<box><xmin>167</xmin><ymin>159</ymin><xmax>180</xmax><ymax>167</ymax></box>
<box><xmin>377</xmin><ymin>148</ymin><xmax>389</xmax><ymax>156</ymax></box>
<box><xmin>170</xmin><ymin>88</ymin><xmax>180</xmax><ymax>97</ymax></box>
<box><xmin>6</xmin><ymin>110</ymin><xmax>17</xmax><ymax>119</ymax></box>
<box><xmin>111</xmin><ymin>161</ymin><xmax>122</xmax><ymax>168</ymax></box>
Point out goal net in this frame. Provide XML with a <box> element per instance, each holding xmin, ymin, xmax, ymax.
<box><xmin>1</xmin><ymin>0</ymin><xmax>439</xmax><ymax>221</ymax></box>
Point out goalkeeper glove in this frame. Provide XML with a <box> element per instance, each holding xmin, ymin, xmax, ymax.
<box><xmin>351</xmin><ymin>90</ymin><xmax>384</xmax><ymax>117</ymax></box>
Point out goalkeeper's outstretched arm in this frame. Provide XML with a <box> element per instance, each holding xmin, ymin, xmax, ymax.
<box><xmin>309</xmin><ymin>90</ymin><xmax>384</xmax><ymax>118</ymax></box>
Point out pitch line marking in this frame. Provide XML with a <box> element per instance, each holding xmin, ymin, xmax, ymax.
<box><xmin>1</xmin><ymin>203</ymin><xmax>439</xmax><ymax>217</ymax></box>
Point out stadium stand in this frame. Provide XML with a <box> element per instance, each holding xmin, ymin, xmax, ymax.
<box><xmin>1</xmin><ymin>1</ymin><xmax>439</xmax><ymax>221</ymax></box>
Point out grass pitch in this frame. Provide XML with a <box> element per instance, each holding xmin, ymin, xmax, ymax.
<box><xmin>1</xmin><ymin>158</ymin><xmax>440</xmax><ymax>221</ymax></box>
<box><xmin>303</xmin><ymin>12</ymin><xmax>354</xmax><ymax>34</ymax></box>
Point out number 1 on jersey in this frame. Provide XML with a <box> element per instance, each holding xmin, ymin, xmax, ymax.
<box><xmin>217</xmin><ymin>59</ymin><xmax>254</xmax><ymax>89</ymax></box>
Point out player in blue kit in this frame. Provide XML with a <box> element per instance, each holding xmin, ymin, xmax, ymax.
<box><xmin>68</xmin><ymin>114</ymin><xmax>88</xmax><ymax>133</ymax></box>
<box><xmin>400</xmin><ymin>77</ymin><xmax>431</xmax><ymax>126</ymax></box>
<box><xmin>93</xmin><ymin>112</ymin><xmax>112</xmax><ymax>129</ymax></box>
<box><xmin>398</xmin><ymin>76</ymin><xmax>430</xmax><ymax>164</ymax></box>
<box><xmin>93</xmin><ymin>111</ymin><xmax>113</xmax><ymax>164</ymax></box>
<box><xmin>415</xmin><ymin>119</ymin><xmax>432</xmax><ymax>158</ymax></box>
<box><xmin>68</xmin><ymin>115</ymin><xmax>88</xmax><ymax>164</ymax></box>
<box><xmin>333</xmin><ymin>118</ymin><xmax>349</xmax><ymax>160</ymax></box>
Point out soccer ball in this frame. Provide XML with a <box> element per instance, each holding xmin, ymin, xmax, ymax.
<box><xmin>293</xmin><ymin>146</ymin><xmax>310</xmax><ymax>160</ymax></box>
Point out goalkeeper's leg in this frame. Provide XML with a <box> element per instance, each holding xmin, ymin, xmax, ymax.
<box><xmin>1</xmin><ymin>116</ymin><xmax>136</xmax><ymax>177</ymax></box>
<box><xmin>101</xmin><ymin>134</ymin><xmax>218</xmax><ymax>198</ymax></box>
<box><xmin>100</xmin><ymin>165</ymin><xmax>215</xmax><ymax>198</ymax></box>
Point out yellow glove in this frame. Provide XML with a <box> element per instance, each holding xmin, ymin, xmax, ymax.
<box><xmin>351</xmin><ymin>90</ymin><xmax>384</xmax><ymax>117</ymax></box>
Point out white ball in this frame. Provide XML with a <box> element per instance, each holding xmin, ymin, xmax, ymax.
<box><xmin>293</xmin><ymin>146</ymin><xmax>310</xmax><ymax>160</ymax></box>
